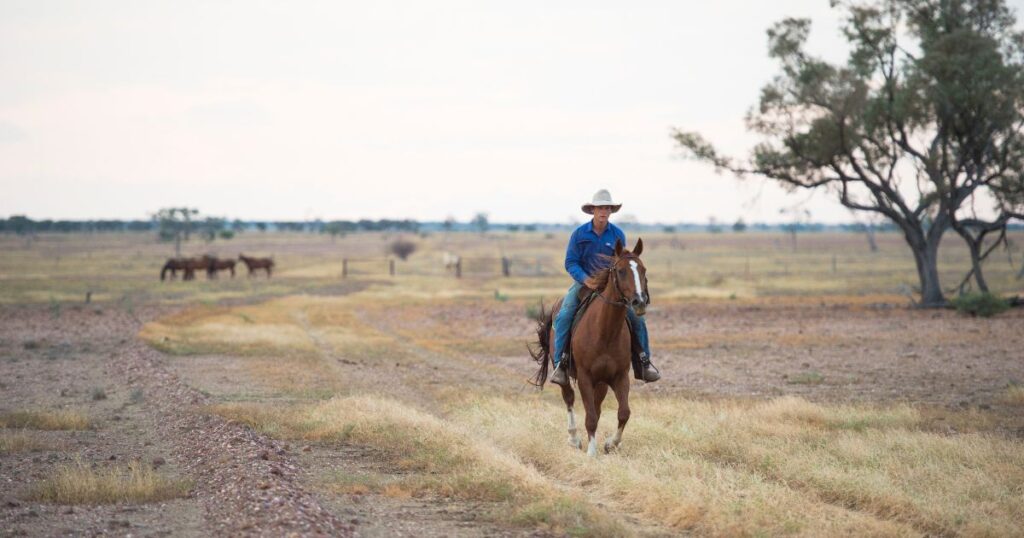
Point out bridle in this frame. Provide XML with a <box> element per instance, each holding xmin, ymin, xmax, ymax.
<box><xmin>594</xmin><ymin>257</ymin><xmax>648</xmax><ymax>308</ymax></box>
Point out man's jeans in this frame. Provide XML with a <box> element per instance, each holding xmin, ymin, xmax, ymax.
<box><xmin>552</xmin><ymin>281</ymin><xmax>650</xmax><ymax>367</ymax></box>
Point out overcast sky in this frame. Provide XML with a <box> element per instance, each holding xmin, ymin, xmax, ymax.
<box><xmin>2</xmin><ymin>1</ymin><xmax>1022</xmax><ymax>224</ymax></box>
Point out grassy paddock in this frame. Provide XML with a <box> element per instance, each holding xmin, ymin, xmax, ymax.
<box><xmin>3</xmin><ymin>230</ymin><xmax>1023</xmax><ymax>305</ymax></box>
<box><xmin>28</xmin><ymin>459</ymin><xmax>191</xmax><ymax>505</ymax></box>
<box><xmin>208</xmin><ymin>392</ymin><xmax>1024</xmax><ymax>536</ymax></box>
<box><xmin>0</xmin><ymin>409</ymin><xmax>90</xmax><ymax>430</ymax></box>
<box><xmin>210</xmin><ymin>397</ymin><xmax>626</xmax><ymax>536</ymax></box>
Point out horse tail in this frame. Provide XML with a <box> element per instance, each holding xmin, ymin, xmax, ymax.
<box><xmin>528</xmin><ymin>300</ymin><xmax>553</xmax><ymax>387</ymax></box>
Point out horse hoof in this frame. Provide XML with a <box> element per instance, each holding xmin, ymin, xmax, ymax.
<box><xmin>568</xmin><ymin>438</ymin><xmax>582</xmax><ymax>450</ymax></box>
<box><xmin>604</xmin><ymin>442</ymin><xmax>614</xmax><ymax>454</ymax></box>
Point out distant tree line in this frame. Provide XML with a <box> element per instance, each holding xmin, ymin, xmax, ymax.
<box><xmin>3</xmin><ymin>215</ymin><xmax>1020</xmax><ymax>235</ymax></box>
<box><xmin>0</xmin><ymin>215</ymin><xmax>423</xmax><ymax>235</ymax></box>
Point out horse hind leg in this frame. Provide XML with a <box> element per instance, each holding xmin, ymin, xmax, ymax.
<box><xmin>561</xmin><ymin>384</ymin><xmax>582</xmax><ymax>450</ymax></box>
<box><xmin>604</xmin><ymin>374</ymin><xmax>631</xmax><ymax>454</ymax></box>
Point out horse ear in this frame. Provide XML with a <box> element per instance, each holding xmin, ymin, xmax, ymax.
<box><xmin>633</xmin><ymin>237</ymin><xmax>644</xmax><ymax>256</ymax></box>
<box><xmin>614</xmin><ymin>239</ymin><xmax>623</xmax><ymax>257</ymax></box>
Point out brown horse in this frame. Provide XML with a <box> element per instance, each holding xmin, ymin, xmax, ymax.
<box><xmin>531</xmin><ymin>238</ymin><xmax>648</xmax><ymax>457</ymax></box>
<box><xmin>181</xmin><ymin>256</ymin><xmax>209</xmax><ymax>281</ymax></box>
<box><xmin>205</xmin><ymin>256</ymin><xmax>236</xmax><ymax>279</ymax></box>
<box><xmin>160</xmin><ymin>258</ymin><xmax>186</xmax><ymax>281</ymax></box>
<box><xmin>238</xmin><ymin>254</ymin><xmax>274</xmax><ymax>277</ymax></box>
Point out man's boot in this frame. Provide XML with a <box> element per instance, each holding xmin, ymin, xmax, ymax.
<box><xmin>550</xmin><ymin>353</ymin><xmax>570</xmax><ymax>386</ymax></box>
<box><xmin>639</xmin><ymin>352</ymin><xmax>660</xmax><ymax>382</ymax></box>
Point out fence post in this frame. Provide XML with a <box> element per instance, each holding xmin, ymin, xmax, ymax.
<box><xmin>502</xmin><ymin>257</ymin><xmax>510</xmax><ymax>277</ymax></box>
<box><xmin>342</xmin><ymin>258</ymin><xmax>348</xmax><ymax>279</ymax></box>
<box><xmin>389</xmin><ymin>259</ymin><xmax>396</xmax><ymax>276</ymax></box>
<box><xmin>455</xmin><ymin>259</ymin><xmax>462</xmax><ymax>279</ymax></box>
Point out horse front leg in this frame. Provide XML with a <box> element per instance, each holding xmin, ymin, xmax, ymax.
<box><xmin>577</xmin><ymin>376</ymin><xmax>601</xmax><ymax>457</ymax></box>
<box><xmin>604</xmin><ymin>374</ymin><xmax>631</xmax><ymax>454</ymax></box>
<box><xmin>560</xmin><ymin>383</ymin><xmax>582</xmax><ymax>450</ymax></box>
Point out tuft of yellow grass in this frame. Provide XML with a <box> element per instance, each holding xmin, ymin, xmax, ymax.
<box><xmin>0</xmin><ymin>431</ymin><xmax>53</xmax><ymax>453</ymax></box>
<box><xmin>1000</xmin><ymin>385</ymin><xmax>1024</xmax><ymax>405</ymax></box>
<box><xmin>0</xmin><ymin>409</ymin><xmax>90</xmax><ymax>430</ymax></box>
<box><xmin>29</xmin><ymin>459</ymin><xmax>190</xmax><ymax>505</ymax></box>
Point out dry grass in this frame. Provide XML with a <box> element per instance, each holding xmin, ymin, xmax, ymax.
<box><xmin>29</xmin><ymin>459</ymin><xmax>191</xmax><ymax>505</ymax></box>
<box><xmin>1000</xmin><ymin>384</ymin><xmax>1024</xmax><ymax>405</ymax></box>
<box><xmin>139</xmin><ymin>299</ymin><xmax>317</xmax><ymax>357</ymax></box>
<box><xmin>210</xmin><ymin>392</ymin><xmax>1024</xmax><ymax>536</ymax></box>
<box><xmin>452</xmin><ymin>394</ymin><xmax>1024</xmax><ymax>536</ymax></box>
<box><xmin>210</xmin><ymin>397</ymin><xmax>627</xmax><ymax>536</ymax></box>
<box><xmin>0</xmin><ymin>430</ymin><xmax>54</xmax><ymax>453</ymax></box>
<box><xmin>0</xmin><ymin>409</ymin><xmax>90</xmax><ymax>430</ymax></box>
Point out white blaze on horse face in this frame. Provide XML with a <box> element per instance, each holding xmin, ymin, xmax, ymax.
<box><xmin>629</xmin><ymin>260</ymin><xmax>644</xmax><ymax>303</ymax></box>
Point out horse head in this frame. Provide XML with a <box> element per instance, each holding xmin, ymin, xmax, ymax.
<box><xmin>611</xmin><ymin>238</ymin><xmax>649</xmax><ymax>316</ymax></box>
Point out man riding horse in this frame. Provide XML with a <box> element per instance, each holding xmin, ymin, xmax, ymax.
<box><xmin>550</xmin><ymin>189</ymin><xmax>661</xmax><ymax>386</ymax></box>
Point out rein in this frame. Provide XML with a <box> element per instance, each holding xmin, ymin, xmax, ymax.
<box><xmin>593</xmin><ymin>264</ymin><xmax>631</xmax><ymax>308</ymax></box>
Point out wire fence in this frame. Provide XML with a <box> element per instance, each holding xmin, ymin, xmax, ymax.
<box><xmin>340</xmin><ymin>255</ymin><xmax>556</xmax><ymax>278</ymax></box>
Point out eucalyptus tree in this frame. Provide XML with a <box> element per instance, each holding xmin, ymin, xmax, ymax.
<box><xmin>674</xmin><ymin>0</ymin><xmax>1024</xmax><ymax>306</ymax></box>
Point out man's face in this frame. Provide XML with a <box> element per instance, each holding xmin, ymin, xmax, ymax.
<box><xmin>592</xmin><ymin>206</ymin><xmax>613</xmax><ymax>224</ymax></box>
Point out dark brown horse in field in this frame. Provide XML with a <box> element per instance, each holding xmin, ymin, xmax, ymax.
<box><xmin>160</xmin><ymin>258</ymin><xmax>187</xmax><ymax>281</ymax></box>
<box><xmin>531</xmin><ymin>238</ymin><xmax>648</xmax><ymax>456</ymax></box>
<box><xmin>238</xmin><ymin>254</ymin><xmax>274</xmax><ymax>277</ymax></box>
<box><xmin>159</xmin><ymin>257</ymin><xmax>210</xmax><ymax>281</ymax></box>
<box><xmin>205</xmin><ymin>256</ymin><xmax>236</xmax><ymax>279</ymax></box>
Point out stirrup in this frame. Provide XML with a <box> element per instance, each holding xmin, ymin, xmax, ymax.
<box><xmin>550</xmin><ymin>356</ymin><xmax>569</xmax><ymax>386</ymax></box>
<box><xmin>639</xmin><ymin>353</ymin><xmax>661</xmax><ymax>382</ymax></box>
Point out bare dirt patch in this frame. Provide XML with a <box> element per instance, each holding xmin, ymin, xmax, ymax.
<box><xmin>0</xmin><ymin>304</ymin><xmax>350</xmax><ymax>537</ymax></box>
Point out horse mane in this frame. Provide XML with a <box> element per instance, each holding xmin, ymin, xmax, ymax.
<box><xmin>584</xmin><ymin>252</ymin><xmax>636</xmax><ymax>292</ymax></box>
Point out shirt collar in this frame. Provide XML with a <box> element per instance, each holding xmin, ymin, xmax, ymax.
<box><xmin>586</xmin><ymin>220</ymin><xmax>613</xmax><ymax>237</ymax></box>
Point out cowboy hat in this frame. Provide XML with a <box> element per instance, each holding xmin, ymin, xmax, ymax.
<box><xmin>581</xmin><ymin>189</ymin><xmax>622</xmax><ymax>214</ymax></box>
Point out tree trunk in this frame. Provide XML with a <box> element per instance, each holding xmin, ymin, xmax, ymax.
<box><xmin>902</xmin><ymin>222</ymin><xmax>947</xmax><ymax>307</ymax></box>
<box><xmin>864</xmin><ymin>224</ymin><xmax>878</xmax><ymax>252</ymax></box>
<box><xmin>966</xmin><ymin>238</ymin><xmax>990</xmax><ymax>293</ymax></box>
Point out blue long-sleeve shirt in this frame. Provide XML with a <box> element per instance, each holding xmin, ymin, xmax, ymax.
<box><xmin>564</xmin><ymin>221</ymin><xmax>627</xmax><ymax>285</ymax></box>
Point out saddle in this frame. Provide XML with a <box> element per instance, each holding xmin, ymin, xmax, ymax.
<box><xmin>565</xmin><ymin>289</ymin><xmax>645</xmax><ymax>380</ymax></box>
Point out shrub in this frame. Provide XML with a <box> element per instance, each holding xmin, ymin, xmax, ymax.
<box><xmin>389</xmin><ymin>239</ymin><xmax>417</xmax><ymax>260</ymax></box>
<box><xmin>525</xmin><ymin>303</ymin><xmax>542</xmax><ymax>321</ymax></box>
<box><xmin>951</xmin><ymin>292</ymin><xmax>1010</xmax><ymax>318</ymax></box>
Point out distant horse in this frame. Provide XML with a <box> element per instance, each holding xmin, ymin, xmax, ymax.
<box><xmin>181</xmin><ymin>257</ymin><xmax>209</xmax><ymax>281</ymax></box>
<box><xmin>531</xmin><ymin>238</ymin><xmax>648</xmax><ymax>457</ymax></box>
<box><xmin>160</xmin><ymin>257</ymin><xmax>208</xmax><ymax>281</ymax></box>
<box><xmin>205</xmin><ymin>256</ymin><xmax>236</xmax><ymax>279</ymax></box>
<box><xmin>442</xmin><ymin>251</ymin><xmax>461</xmax><ymax>272</ymax></box>
<box><xmin>239</xmin><ymin>254</ymin><xmax>274</xmax><ymax>277</ymax></box>
<box><xmin>160</xmin><ymin>258</ymin><xmax>186</xmax><ymax>281</ymax></box>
